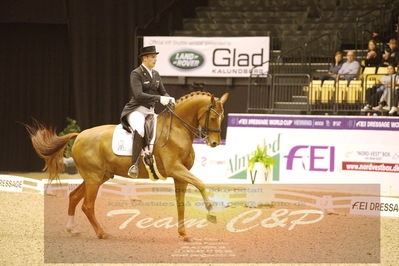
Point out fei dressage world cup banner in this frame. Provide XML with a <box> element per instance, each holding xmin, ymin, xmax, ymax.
<box><xmin>143</xmin><ymin>36</ymin><xmax>270</xmax><ymax>77</ymax></box>
<box><xmin>224</xmin><ymin>114</ymin><xmax>399</xmax><ymax>196</ymax></box>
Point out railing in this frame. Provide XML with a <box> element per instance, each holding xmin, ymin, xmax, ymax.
<box><xmin>272</xmin><ymin>74</ymin><xmax>311</xmax><ymax>113</ymax></box>
<box><xmin>247</xmin><ymin>73</ymin><xmax>272</xmax><ymax>112</ymax></box>
<box><xmin>386</xmin><ymin>73</ymin><xmax>399</xmax><ymax>109</ymax></box>
<box><xmin>307</xmin><ymin>72</ymin><xmax>399</xmax><ymax>114</ymax></box>
<box><xmin>247</xmin><ymin>32</ymin><xmax>339</xmax><ymax>113</ymax></box>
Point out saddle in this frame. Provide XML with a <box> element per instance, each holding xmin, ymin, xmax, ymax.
<box><xmin>112</xmin><ymin>115</ymin><xmax>166</xmax><ymax>181</ymax></box>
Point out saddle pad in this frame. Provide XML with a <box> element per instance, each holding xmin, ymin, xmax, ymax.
<box><xmin>112</xmin><ymin>115</ymin><xmax>158</xmax><ymax>156</ymax></box>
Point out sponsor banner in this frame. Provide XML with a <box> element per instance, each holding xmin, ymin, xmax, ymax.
<box><xmin>350</xmin><ymin>197</ymin><xmax>399</xmax><ymax>217</ymax></box>
<box><xmin>225</xmin><ymin>114</ymin><xmax>399</xmax><ymax>195</ymax></box>
<box><xmin>143</xmin><ymin>36</ymin><xmax>270</xmax><ymax>77</ymax></box>
<box><xmin>0</xmin><ymin>175</ymin><xmax>23</xmax><ymax>192</ymax></box>
<box><xmin>343</xmin><ymin>162</ymin><xmax>399</xmax><ymax>173</ymax></box>
<box><xmin>228</xmin><ymin>114</ymin><xmax>399</xmax><ymax>131</ymax></box>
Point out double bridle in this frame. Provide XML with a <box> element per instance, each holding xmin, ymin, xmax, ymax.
<box><xmin>158</xmin><ymin>102</ymin><xmax>223</xmax><ymax>146</ymax></box>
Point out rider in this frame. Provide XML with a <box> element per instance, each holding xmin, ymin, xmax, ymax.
<box><xmin>120</xmin><ymin>45</ymin><xmax>175</xmax><ymax>177</ymax></box>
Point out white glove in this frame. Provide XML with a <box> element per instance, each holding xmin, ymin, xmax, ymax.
<box><xmin>160</xmin><ymin>96</ymin><xmax>175</xmax><ymax>106</ymax></box>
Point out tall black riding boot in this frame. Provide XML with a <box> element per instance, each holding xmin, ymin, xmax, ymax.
<box><xmin>128</xmin><ymin>130</ymin><xmax>144</xmax><ymax>177</ymax></box>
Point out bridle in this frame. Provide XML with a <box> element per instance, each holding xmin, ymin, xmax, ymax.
<box><xmin>198</xmin><ymin>103</ymin><xmax>223</xmax><ymax>137</ymax></box>
<box><xmin>158</xmin><ymin>101</ymin><xmax>223</xmax><ymax>146</ymax></box>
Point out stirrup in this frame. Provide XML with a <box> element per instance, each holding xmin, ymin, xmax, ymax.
<box><xmin>128</xmin><ymin>164</ymin><xmax>139</xmax><ymax>177</ymax></box>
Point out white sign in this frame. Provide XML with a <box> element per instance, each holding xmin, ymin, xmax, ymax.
<box><xmin>225</xmin><ymin>114</ymin><xmax>399</xmax><ymax>196</ymax></box>
<box><xmin>190</xmin><ymin>142</ymin><xmax>228</xmax><ymax>183</ymax></box>
<box><xmin>350</xmin><ymin>197</ymin><xmax>399</xmax><ymax>217</ymax></box>
<box><xmin>0</xmin><ymin>175</ymin><xmax>24</xmax><ymax>192</ymax></box>
<box><xmin>143</xmin><ymin>36</ymin><xmax>270</xmax><ymax>77</ymax></box>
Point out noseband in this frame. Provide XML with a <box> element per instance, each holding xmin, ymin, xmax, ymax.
<box><xmin>198</xmin><ymin>104</ymin><xmax>222</xmax><ymax>139</ymax></box>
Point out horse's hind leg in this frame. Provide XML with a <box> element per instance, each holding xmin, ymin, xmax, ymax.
<box><xmin>81</xmin><ymin>183</ymin><xmax>108</xmax><ymax>239</ymax></box>
<box><xmin>66</xmin><ymin>182</ymin><xmax>85</xmax><ymax>234</ymax></box>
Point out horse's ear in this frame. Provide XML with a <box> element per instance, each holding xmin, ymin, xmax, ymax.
<box><xmin>219</xmin><ymin>93</ymin><xmax>229</xmax><ymax>104</ymax></box>
<box><xmin>211</xmin><ymin>95</ymin><xmax>216</xmax><ymax>106</ymax></box>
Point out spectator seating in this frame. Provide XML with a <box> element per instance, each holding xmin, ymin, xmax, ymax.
<box><xmin>377</xmin><ymin>67</ymin><xmax>388</xmax><ymax>74</ymax></box>
<box><xmin>311</xmin><ymin>79</ymin><xmax>362</xmax><ymax>104</ymax></box>
<box><xmin>362</xmin><ymin>67</ymin><xmax>377</xmax><ymax>75</ymax></box>
<box><xmin>336</xmin><ymin>80</ymin><xmax>348</xmax><ymax>103</ymax></box>
<box><xmin>208</xmin><ymin>0</ymin><xmax>376</xmax><ymax>9</ymax></box>
<box><xmin>321</xmin><ymin>80</ymin><xmax>335</xmax><ymax>103</ymax></box>
<box><xmin>175</xmin><ymin>0</ymin><xmax>386</xmax><ymax>58</ymax></box>
<box><xmin>306</xmin><ymin>66</ymin><xmax>394</xmax><ymax>105</ymax></box>
<box><xmin>347</xmin><ymin>80</ymin><xmax>363</xmax><ymax>104</ymax></box>
<box><xmin>307</xmin><ymin>80</ymin><xmax>322</xmax><ymax>104</ymax></box>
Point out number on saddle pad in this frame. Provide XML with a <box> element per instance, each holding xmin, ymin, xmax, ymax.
<box><xmin>111</xmin><ymin>114</ymin><xmax>158</xmax><ymax>156</ymax></box>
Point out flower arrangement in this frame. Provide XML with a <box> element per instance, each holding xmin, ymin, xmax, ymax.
<box><xmin>58</xmin><ymin>117</ymin><xmax>81</xmax><ymax>158</ymax></box>
<box><xmin>58</xmin><ymin>117</ymin><xmax>80</xmax><ymax>174</ymax></box>
<box><xmin>247</xmin><ymin>144</ymin><xmax>276</xmax><ymax>171</ymax></box>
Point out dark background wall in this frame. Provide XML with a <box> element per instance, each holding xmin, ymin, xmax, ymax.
<box><xmin>1</xmin><ymin>22</ymin><xmax>71</xmax><ymax>171</ymax></box>
<box><xmin>0</xmin><ymin>0</ymin><xmax>244</xmax><ymax>172</ymax></box>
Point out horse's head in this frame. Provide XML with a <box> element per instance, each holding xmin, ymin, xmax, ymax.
<box><xmin>197</xmin><ymin>93</ymin><xmax>229</xmax><ymax>147</ymax></box>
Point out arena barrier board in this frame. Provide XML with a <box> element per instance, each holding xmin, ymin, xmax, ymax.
<box><xmin>1</xmin><ymin>175</ymin><xmax>397</xmax><ymax>217</ymax></box>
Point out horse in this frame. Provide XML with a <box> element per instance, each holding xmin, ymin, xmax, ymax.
<box><xmin>26</xmin><ymin>91</ymin><xmax>229</xmax><ymax>241</ymax></box>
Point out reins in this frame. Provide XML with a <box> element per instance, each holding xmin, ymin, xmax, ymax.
<box><xmin>156</xmin><ymin>101</ymin><xmax>222</xmax><ymax>147</ymax></box>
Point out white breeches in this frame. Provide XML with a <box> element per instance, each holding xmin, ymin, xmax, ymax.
<box><xmin>127</xmin><ymin>106</ymin><xmax>155</xmax><ymax>137</ymax></box>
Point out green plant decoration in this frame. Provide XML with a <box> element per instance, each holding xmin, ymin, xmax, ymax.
<box><xmin>247</xmin><ymin>144</ymin><xmax>276</xmax><ymax>171</ymax></box>
<box><xmin>58</xmin><ymin>117</ymin><xmax>81</xmax><ymax>159</ymax></box>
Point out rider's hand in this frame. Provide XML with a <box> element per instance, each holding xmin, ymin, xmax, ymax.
<box><xmin>160</xmin><ymin>96</ymin><xmax>175</xmax><ymax>106</ymax></box>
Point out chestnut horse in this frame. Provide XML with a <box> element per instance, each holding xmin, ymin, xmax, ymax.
<box><xmin>26</xmin><ymin>91</ymin><xmax>229</xmax><ymax>241</ymax></box>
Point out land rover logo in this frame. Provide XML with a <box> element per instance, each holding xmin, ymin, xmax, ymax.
<box><xmin>170</xmin><ymin>51</ymin><xmax>204</xmax><ymax>69</ymax></box>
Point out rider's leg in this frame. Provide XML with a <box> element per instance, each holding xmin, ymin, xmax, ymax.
<box><xmin>127</xmin><ymin>111</ymin><xmax>145</xmax><ymax>176</ymax></box>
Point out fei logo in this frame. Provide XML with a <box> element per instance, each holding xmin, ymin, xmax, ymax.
<box><xmin>284</xmin><ymin>145</ymin><xmax>335</xmax><ymax>172</ymax></box>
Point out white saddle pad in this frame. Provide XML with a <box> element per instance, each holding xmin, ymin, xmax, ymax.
<box><xmin>112</xmin><ymin>116</ymin><xmax>158</xmax><ymax>156</ymax></box>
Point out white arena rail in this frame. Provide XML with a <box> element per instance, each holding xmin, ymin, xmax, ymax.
<box><xmin>2</xmin><ymin>175</ymin><xmax>397</xmax><ymax>216</ymax></box>
<box><xmin>21</xmin><ymin>177</ymin><xmax>44</xmax><ymax>194</ymax></box>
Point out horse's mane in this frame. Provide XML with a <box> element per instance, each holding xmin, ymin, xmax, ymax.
<box><xmin>176</xmin><ymin>91</ymin><xmax>214</xmax><ymax>104</ymax></box>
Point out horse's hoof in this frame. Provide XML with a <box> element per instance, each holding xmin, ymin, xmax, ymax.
<box><xmin>97</xmin><ymin>232</ymin><xmax>110</xmax><ymax>239</ymax></box>
<box><xmin>207</xmin><ymin>213</ymin><xmax>217</xmax><ymax>224</ymax></box>
<box><xmin>66</xmin><ymin>227</ymin><xmax>81</xmax><ymax>236</ymax></box>
<box><xmin>179</xmin><ymin>235</ymin><xmax>193</xmax><ymax>242</ymax></box>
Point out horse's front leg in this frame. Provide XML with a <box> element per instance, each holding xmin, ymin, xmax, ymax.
<box><xmin>173</xmin><ymin>179</ymin><xmax>192</xmax><ymax>241</ymax></box>
<box><xmin>172</xmin><ymin>165</ymin><xmax>213</xmax><ymax>214</ymax></box>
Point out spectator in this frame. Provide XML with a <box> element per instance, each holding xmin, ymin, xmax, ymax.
<box><xmin>370</xmin><ymin>31</ymin><xmax>390</xmax><ymax>45</ymax></box>
<box><xmin>388</xmin><ymin>69</ymin><xmax>399</xmax><ymax>115</ymax></box>
<box><xmin>362</xmin><ymin>64</ymin><xmax>399</xmax><ymax>112</ymax></box>
<box><xmin>319</xmin><ymin>51</ymin><xmax>344</xmax><ymax>81</ymax></box>
<box><xmin>338</xmin><ymin>51</ymin><xmax>361</xmax><ymax>81</ymax></box>
<box><xmin>364</xmin><ymin>40</ymin><xmax>382</xmax><ymax>67</ymax></box>
<box><xmin>388</xmin><ymin>85</ymin><xmax>399</xmax><ymax>115</ymax></box>
<box><xmin>382</xmin><ymin>38</ymin><xmax>399</xmax><ymax>66</ymax></box>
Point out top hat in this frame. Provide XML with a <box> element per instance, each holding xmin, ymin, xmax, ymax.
<box><xmin>139</xmin><ymin>46</ymin><xmax>159</xmax><ymax>57</ymax></box>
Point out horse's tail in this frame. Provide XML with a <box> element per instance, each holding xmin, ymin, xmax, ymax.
<box><xmin>25</xmin><ymin>121</ymin><xmax>79</xmax><ymax>183</ymax></box>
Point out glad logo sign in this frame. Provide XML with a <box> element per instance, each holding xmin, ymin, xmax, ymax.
<box><xmin>170</xmin><ymin>51</ymin><xmax>204</xmax><ymax>70</ymax></box>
